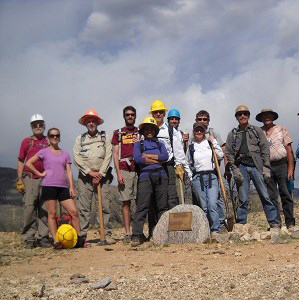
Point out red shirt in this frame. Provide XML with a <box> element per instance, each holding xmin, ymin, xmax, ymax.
<box><xmin>111</xmin><ymin>127</ymin><xmax>138</xmax><ymax>172</ymax></box>
<box><xmin>18</xmin><ymin>136</ymin><xmax>49</xmax><ymax>178</ymax></box>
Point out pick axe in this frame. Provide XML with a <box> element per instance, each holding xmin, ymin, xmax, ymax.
<box><xmin>97</xmin><ymin>184</ymin><xmax>107</xmax><ymax>245</ymax></box>
<box><xmin>210</xmin><ymin>144</ymin><xmax>234</xmax><ymax>232</ymax></box>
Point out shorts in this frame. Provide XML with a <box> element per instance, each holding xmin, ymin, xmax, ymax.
<box><xmin>118</xmin><ymin>170</ymin><xmax>137</xmax><ymax>201</ymax></box>
<box><xmin>42</xmin><ymin>186</ymin><xmax>70</xmax><ymax>202</ymax></box>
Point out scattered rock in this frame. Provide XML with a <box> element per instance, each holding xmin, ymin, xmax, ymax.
<box><xmin>234</xmin><ymin>252</ymin><xmax>242</xmax><ymax>257</ymax></box>
<box><xmin>70</xmin><ymin>273</ymin><xmax>86</xmax><ymax>280</ymax></box>
<box><xmin>213</xmin><ymin>233</ymin><xmax>230</xmax><ymax>244</ymax></box>
<box><xmin>230</xmin><ymin>283</ymin><xmax>236</xmax><ymax>289</ymax></box>
<box><xmin>212</xmin><ymin>249</ymin><xmax>225</xmax><ymax>255</ymax></box>
<box><xmin>104</xmin><ymin>281</ymin><xmax>117</xmax><ymax>291</ymax></box>
<box><xmin>104</xmin><ymin>247</ymin><xmax>114</xmax><ymax>251</ymax></box>
<box><xmin>153</xmin><ymin>205</ymin><xmax>210</xmax><ymax>244</ymax></box>
<box><xmin>152</xmin><ymin>262</ymin><xmax>164</xmax><ymax>266</ymax></box>
<box><xmin>290</xmin><ymin>230</ymin><xmax>299</xmax><ymax>239</ymax></box>
<box><xmin>71</xmin><ymin>277</ymin><xmax>89</xmax><ymax>284</ymax></box>
<box><xmin>90</xmin><ymin>277</ymin><xmax>112</xmax><ymax>289</ymax></box>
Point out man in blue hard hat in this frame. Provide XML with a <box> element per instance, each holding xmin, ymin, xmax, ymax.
<box><xmin>167</xmin><ymin>109</ymin><xmax>189</xmax><ymax>153</ymax></box>
<box><xmin>167</xmin><ymin>108</ymin><xmax>190</xmax><ymax>205</ymax></box>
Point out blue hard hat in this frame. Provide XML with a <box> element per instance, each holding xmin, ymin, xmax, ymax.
<box><xmin>167</xmin><ymin>109</ymin><xmax>181</xmax><ymax>119</ymax></box>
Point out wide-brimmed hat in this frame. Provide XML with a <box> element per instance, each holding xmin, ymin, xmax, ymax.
<box><xmin>256</xmin><ymin>109</ymin><xmax>278</xmax><ymax>122</ymax></box>
<box><xmin>193</xmin><ymin>121</ymin><xmax>206</xmax><ymax>132</ymax></box>
<box><xmin>78</xmin><ymin>109</ymin><xmax>104</xmax><ymax>126</ymax></box>
<box><xmin>139</xmin><ymin>116</ymin><xmax>159</xmax><ymax>136</ymax></box>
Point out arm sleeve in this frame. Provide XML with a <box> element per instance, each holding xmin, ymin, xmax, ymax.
<box><xmin>225</xmin><ymin>131</ymin><xmax>237</xmax><ymax>171</ymax></box>
<box><xmin>256</xmin><ymin>127</ymin><xmax>271</xmax><ymax>169</ymax></box>
<box><xmin>73</xmin><ymin>136</ymin><xmax>92</xmax><ymax>176</ymax></box>
<box><xmin>158</xmin><ymin>143</ymin><xmax>169</xmax><ymax>161</ymax></box>
<box><xmin>36</xmin><ymin>149</ymin><xmax>44</xmax><ymax>160</ymax></box>
<box><xmin>111</xmin><ymin>130</ymin><xmax>119</xmax><ymax>146</ymax></box>
<box><xmin>282</xmin><ymin>126</ymin><xmax>292</xmax><ymax>146</ymax></box>
<box><xmin>66</xmin><ymin>152</ymin><xmax>72</xmax><ymax>164</ymax></box>
<box><xmin>134</xmin><ymin>142</ymin><xmax>145</xmax><ymax>164</ymax></box>
<box><xmin>173</xmin><ymin>129</ymin><xmax>192</xmax><ymax>178</ymax></box>
<box><xmin>296</xmin><ymin>139</ymin><xmax>299</xmax><ymax>159</ymax></box>
<box><xmin>18</xmin><ymin>138</ymin><xmax>29</xmax><ymax>162</ymax></box>
<box><xmin>212</xmin><ymin>140</ymin><xmax>224</xmax><ymax>160</ymax></box>
<box><xmin>99</xmin><ymin>134</ymin><xmax>112</xmax><ymax>176</ymax></box>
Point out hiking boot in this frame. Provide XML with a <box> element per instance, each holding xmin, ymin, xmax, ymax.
<box><xmin>123</xmin><ymin>235</ymin><xmax>131</xmax><ymax>244</ymax></box>
<box><xmin>36</xmin><ymin>238</ymin><xmax>51</xmax><ymax>248</ymax></box>
<box><xmin>105</xmin><ymin>236</ymin><xmax>116</xmax><ymax>245</ymax></box>
<box><xmin>75</xmin><ymin>236</ymin><xmax>86</xmax><ymax>248</ymax></box>
<box><xmin>53</xmin><ymin>242</ymin><xmax>64</xmax><ymax>250</ymax></box>
<box><xmin>131</xmin><ymin>237</ymin><xmax>141</xmax><ymax>247</ymax></box>
<box><xmin>24</xmin><ymin>240</ymin><xmax>35</xmax><ymax>249</ymax></box>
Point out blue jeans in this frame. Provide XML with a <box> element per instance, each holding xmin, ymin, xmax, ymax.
<box><xmin>236</xmin><ymin>164</ymin><xmax>279</xmax><ymax>227</ymax></box>
<box><xmin>192</xmin><ymin>173</ymin><xmax>220</xmax><ymax>232</ymax></box>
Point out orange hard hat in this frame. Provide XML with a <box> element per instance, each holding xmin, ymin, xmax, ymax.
<box><xmin>78</xmin><ymin>109</ymin><xmax>104</xmax><ymax>125</ymax></box>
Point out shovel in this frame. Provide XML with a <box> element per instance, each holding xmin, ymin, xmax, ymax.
<box><xmin>211</xmin><ymin>145</ymin><xmax>234</xmax><ymax>232</ymax></box>
<box><xmin>97</xmin><ymin>184</ymin><xmax>107</xmax><ymax>245</ymax></box>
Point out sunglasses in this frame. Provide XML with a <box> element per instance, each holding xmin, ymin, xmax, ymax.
<box><xmin>31</xmin><ymin>122</ymin><xmax>44</xmax><ymax>128</ymax></box>
<box><xmin>236</xmin><ymin>112</ymin><xmax>249</xmax><ymax>117</ymax></box>
<box><xmin>125</xmin><ymin>113</ymin><xmax>136</xmax><ymax>117</ymax></box>
<box><xmin>153</xmin><ymin>110</ymin><xmax>165</xmax><ymax>115</ymax></box>
<box><xmin>197</xmin><ymin>117</ymin><xmax>208</xmax><ymax>121</ymax></box>
<box><xmin>48</xmin><ymin>134</ymin><xmax>60</xmax><ymax>138</ymax></box>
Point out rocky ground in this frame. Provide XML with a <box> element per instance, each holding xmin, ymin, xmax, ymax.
<box><xmin>1</xmin><ymin>209</ymin><xmax>299</xmax><ymax>300</ymax></box>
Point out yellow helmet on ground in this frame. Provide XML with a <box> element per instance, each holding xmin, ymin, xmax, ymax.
<box><xmin>56</xmin><ymin>224</ymin><xmax>78</xmax><ymax>249</ymax></box>
<box><xmin>149</xmin><ymin>100</ymin><xmax>168</xmax><ymax>113</ymax></box>
<box><xmin>139</xmin><ymin>117</ymin><xmax>159</xmax><ymax>136</ymax></box>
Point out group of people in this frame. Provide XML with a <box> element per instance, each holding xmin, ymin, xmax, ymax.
<box><xmin>16</xmin><ymin>100</ymin><xmax>297</xmax><ymax>249</ymax></box>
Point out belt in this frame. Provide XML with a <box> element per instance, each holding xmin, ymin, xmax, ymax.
<box><xmin>192</xmin><ymin>170</ymin><xmax>217</xmax><ymax>191</ymax></box>
<box><xmin>271</xmin><ymin>157</ymin><xmax>287</xmax><ymax>167</ymax></box>
<box><xmin>119</xmin><ymin>156</ymin><xmax>134</xmax><ymax>166</ymax></box>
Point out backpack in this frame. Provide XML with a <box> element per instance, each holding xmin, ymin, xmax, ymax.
<box><xmin>189</xmin><ymin>140</ymin><xmax>214</xmax><ymax>175</ymax></box>
<box><xmin>117</xmin><ymin>127</ymin><xmax>138</xmax><ymax>161</ymax></box>
<box><xmin>80</xmin><ymin>131</ymin><xmax>106</xmax><ymax>152</ymax></box>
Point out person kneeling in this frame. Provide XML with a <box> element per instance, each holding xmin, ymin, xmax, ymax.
<box><xmin>131</xmin><ymin>117</ymin><xmax>169</xmax><ymax>247</ymax></box>
<box><xmin>188</xmin><ymin>122</ymin><xmax>224</xmax><ymax>235</ymax></box>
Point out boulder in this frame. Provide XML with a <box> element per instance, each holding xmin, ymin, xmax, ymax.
<box><xmin>152</xmin><ymin>204</ymin><xmax>210</xmax><ymax>244</ymax></box>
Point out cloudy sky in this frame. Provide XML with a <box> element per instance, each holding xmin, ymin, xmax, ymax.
<box><xmin>0</xmin><ymin>0</ymin><xmax>298</xmax><ymax>181</ymax></box>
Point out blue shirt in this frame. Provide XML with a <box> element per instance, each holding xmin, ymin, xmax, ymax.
<box><xmin>296</xmin><ymin>138</ymin><xmax>299</xmax><ymax>159</ymax></box>
<box><xmin>134</xmin><ymin>139</ymin><xmax>168</xmax><ymax>181</ymax></box>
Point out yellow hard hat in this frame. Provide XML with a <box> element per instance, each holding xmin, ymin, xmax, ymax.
<box><xmin>235</xmin><ymin>105</ymin><xmax>250</xmax><ymax>116</ymax></box>
<box><xmin>56</xmin><ymin>224</ymin><xmax>78</xmax><ymax>249</ymax></box>
<box><xmin>139</xmin><ymin>116</ymin><xmax>159</xmax><ymax>136</ymax></box>
<box><xmin>149</xmin><ymin>100</ymin><xmax>168</xmax><ymax>113</ymax></box>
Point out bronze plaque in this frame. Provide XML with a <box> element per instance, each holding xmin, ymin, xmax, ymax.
<box><xmin>168</xmin><ymin>212</ymin><xmax>192</xmax><ymax>231</ymax></box>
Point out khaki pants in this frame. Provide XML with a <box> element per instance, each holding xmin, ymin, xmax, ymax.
<box><xmin>77</xmin><ymin>172</ymin><xmax>112</xmax><ymax>237</ymax></box>
<box><xmin>22</xmin><ymin>176</ymin><xmax>49</xmax><ymax>242</ymax></box>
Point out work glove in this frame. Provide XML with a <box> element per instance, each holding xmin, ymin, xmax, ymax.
<box><xmin>16</xmin><ymin>178</ymin><xmax>25</xmax><ymax>194</ymax></box>
<box><xmin>263</xmin><ymin>169</ymin><xmax>271</xmax><ymax>184</ymax></box>
<box><xmin>175</xmin><ymin>165</ymin><xmax>185</xmax><ymax>181</ymax></box>
<box><xmin>233</xmin><ymin>169</ymin><xmax>244</xmax><ymax>185</ymax></box>
<box><xmin>224</xmin><ymin>165</ymin><xmax>232</xmax><ymax>181</ymax></box>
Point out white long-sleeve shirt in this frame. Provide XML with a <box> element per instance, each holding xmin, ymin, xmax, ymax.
<box><xmin>157</xmin><ymin>122</ymin><xmax>192</xmax><ymax>178</ymax></box>
<box><xmin>187</xmin><ymin>139</ymin><xmax>223</xmax><ymax>172</ymax></box>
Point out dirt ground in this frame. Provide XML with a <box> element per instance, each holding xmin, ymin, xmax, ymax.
<box><xmin>1</xmin><ymin>219</ymin><xmax>299</xmax><ymax>300</ymax></box>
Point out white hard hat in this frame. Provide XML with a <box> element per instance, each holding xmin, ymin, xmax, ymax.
<box><xmin>30</xmin><ymin>114</ymin><xmax>45</xmax><ymax>123</ymax></box>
